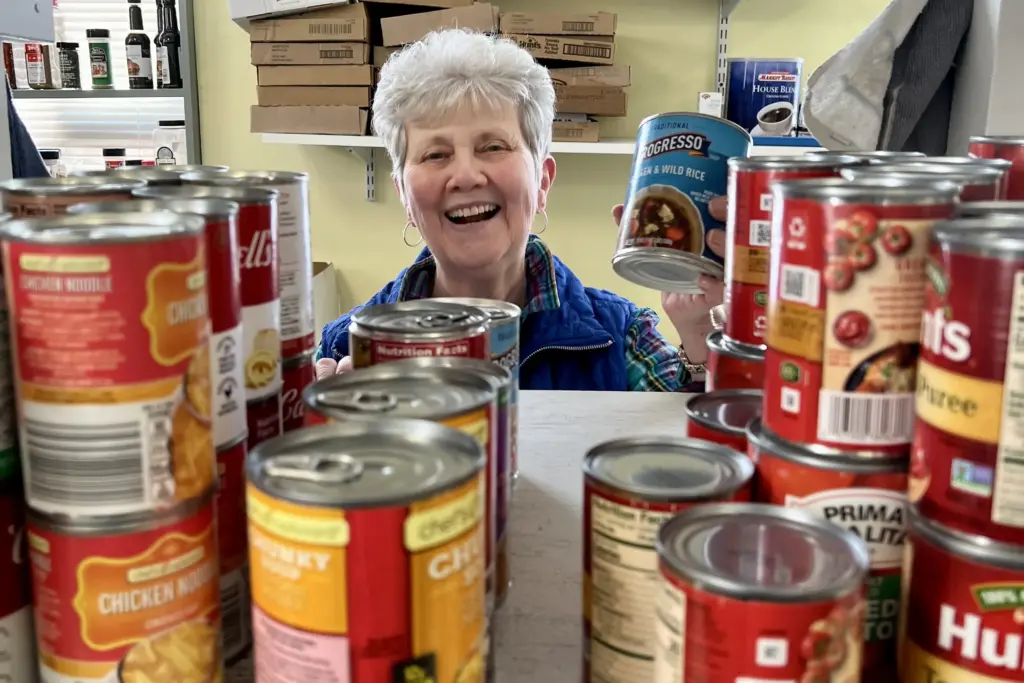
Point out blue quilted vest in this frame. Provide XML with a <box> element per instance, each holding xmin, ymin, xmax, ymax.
<box><xmin>318</xmin><ymin>248</ymin><xmax>638</xmax><ymax>391</ymax></box>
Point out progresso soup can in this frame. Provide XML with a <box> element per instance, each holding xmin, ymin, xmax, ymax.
<box><xmin>614</xmin><ymin>112</ymin><xmax>752</xmax><ymax>293</ymax></box>
<box><xmin>724</xmin><ymin>58</ymin><xmax>803</xmax><ymax>137</ymax></box>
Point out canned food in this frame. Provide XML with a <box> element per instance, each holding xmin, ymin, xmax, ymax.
<box><xmin>912</xmin><ymin>215</ymin><xmax>1024</xmax><ymax>543</ymax></box>
<box><xmin>654</xmin><ymin>503</ymin><xmax>870</xmax><ymax>683</ymax></box>
<box><xmin>184</xmin><ymin>171</ymin><xmax>315</xmax><ymax>357</ymax></box>
<box><xmin>166</xmin><ymin>165</ymin><xmax>229</xmax><ymax>174</ymax></box>
<box><xmin>349</xmin><ymin>300</ymin><xmax>490</xmax><ymax>368</ymax></box>
<box><xmin>0</xmin><ymin>176</ymin><xmax>144</xmax><ymax>217</ymax></box>
<box><xmin>247</xmin><ymin>393</ymin><xmax>282</xmax><ymax>452</ymax></box>
<box><xmin>281</xmin><ymin>351</ymin><xmax>315</xmax><ymax>433</ymax></box>
<box><xmin>723</xmin><ymin>58</ymin><xmax>803</xmax><ymax>137</ymax></box>
<box><xmin>67</xmin><ymin>197</ymin><xmax>247</xmax><ymax>449</ymax></box>
<box><xmin>74</xmin><ymin>167</ymin><xmax>186</xmax><ymax>186</ymax></box>
<box><xmin>215</xmin><ymin>435</ymin><xmax>251</xmax><ymax>663</ymax></box>
<box><xmin>28</xmin><ymin>494</ymin><xmax>222</xmax><ymax>683</ymax></box>
<box><xmin>614</xmin><ymin>112</ymin><xmax>752</xmax><ymax>293</ymax></box>
<box><xmin>584</xmin><ymin>437</ymin><xmax>753</xmax><ymax>683</ymax></box>
<box><xmin>1</xmin><ymin>213</ymin><xmax>214</xmax><ymax>516</ymax></box>
<box><xmin>246</xmin><ymin>421</ymin><xmax>487</xmax><ymax>683</ymax></box>
<box><xmin>804</xmin><ymin>150</ymin><xmax>927</xmax><ymax>165</ymax></box>
<box><xmin>842</xmin><ymin>162</ymin><xmax>1007</xmax><ymax>201</ymax></box>
<box><xmin>764</xmin><ymin>177</ymin><xmax>959</xmax><ymax>455</ymax></box>
<box><xmin>748</xmin><ymin>418</ymin><xmax>908</xmax><ymax>676</ymax></box>
<box><xmin>0</xmin><ymin>488</ymin><xmax>34</xmax><ymax>682</ymax></box>
<box><xmin>725</xmin><ymin>156</ymin><xmax>849</xmax><ymax>345</ymax></box>
<box><xmin>684</xmin><ymin>389</ymin><xmax>762</xmax><ymax>452</ymax></box>
<box><xmin>900</xmin><ymin>508</ymin><xmax>1024</xmax><ymax>683</ymax></box>
<box><xmin>706</xmin><ymin>330</ymin><xmax>764</xmax><ymax>391</ymax></box>
<box><xmin>957</xmin><ymin>200</ymin><xmax>1024</xmax><ymax>217</ymax></box>
<box><xmin>970</xmin><ymin>134</ymin><xmax>1024</xmax><ymax>199</ymax></box>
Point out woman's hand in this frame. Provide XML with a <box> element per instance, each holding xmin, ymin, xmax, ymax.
<box><xmin>314</xmin><ymin>355</ymin><xmax>353</xmax><ymax>380</ymax></box>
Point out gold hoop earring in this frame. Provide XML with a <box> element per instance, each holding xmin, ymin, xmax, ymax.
<box><xmin>535</xmin><ymin>208</ymin><xmax>549</xmax><ymax>235</ymax></box>
<box><xmin>402</xmin><ymin>220</ymin><xmax>423</xmax><ymax>247</ymax></box>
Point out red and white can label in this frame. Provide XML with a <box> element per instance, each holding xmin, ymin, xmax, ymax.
<box><xmin>281</xmin><ymin>353</ymin><xmax>315</xmax><ymax>433</ymax></box>
<box><xmin>212</xmin><ymin>322</ymin><xmax>246</xmax><ymax>448</ymax></box>
<box><xmin>247</xmin><ymin>394</ymin><xmax>282</xmax><ymax>452</ymax></box>
<box><xmin>271</xmin><ymin>180</ymin><xmax>315</xmax><ymax>357</ymax></box>
<box><xmin>238</xmin><ymin>202</ymin><xmax>282</xmax><ymax>404</ymax></box>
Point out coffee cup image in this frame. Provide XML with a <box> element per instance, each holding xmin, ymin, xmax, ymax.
<box><xmin>756</xmin><ymin>101</ymin><xmax>794</xmax><ymax>134</ymax></box>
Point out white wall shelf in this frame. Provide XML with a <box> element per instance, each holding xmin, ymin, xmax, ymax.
<box><xmin>12</xmin><ymin>88</ymin><xmax>186</xmax><ymax>100</ymax></box>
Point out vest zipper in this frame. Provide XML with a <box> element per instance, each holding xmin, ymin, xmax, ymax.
<box><xmin>520</xmin><ymin>340</ymin><xmax>613</xmax><ymax>367</ymax></box>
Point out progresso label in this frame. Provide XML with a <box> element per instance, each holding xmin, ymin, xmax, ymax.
<box><xmin>725</xmin><ymin>58</ymin><xmax>803</xmax><ymax>137</ymax></box>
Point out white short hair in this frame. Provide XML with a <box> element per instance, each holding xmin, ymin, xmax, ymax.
<box><xmin>372</xmin><ymin>29</ymin><xmax>555</xmax><ymax>190</ymax></box>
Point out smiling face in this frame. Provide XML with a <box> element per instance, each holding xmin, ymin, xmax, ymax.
<box><xmin>401</xmin><ymin>102</ymin><xmax>555</xmax><ymax>278</ymax></box>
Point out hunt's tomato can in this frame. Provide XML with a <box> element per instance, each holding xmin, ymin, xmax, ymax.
<box><xmin>0</xmin><ymin>485</ymin><xmax>34</xmax><ymax>682</ymax></box>
<box><xmin>725</xmin><ymin>156</ymin><xmax>850</xmax><ymax>346</ymax></box>
<box><xmin>684</xmin><ymin>389</ymin><xmax>762</xmax><ymax>453</ymax></box>
<box><xmin>706</xmin><ymin>330</ymin><xmax>765</xmax><ymax>391</ymax></box>
<box><xmin>349</xmin><ymin>300</ymin><xmax>490</xmax><ymax>368</ymax></box>
<box><xmin>281</xmin><ymin>351</ymin><xmax>315</xmax><ymax>433</ymax></box>
<box><xmin>842</xmin><ymin>159</ymin><xmax>1009</xmax><ymax>201</ymax></box>
<box><xmin>583</xmin><ymin>437</ymin><xmax>753</xmax><ymax>683</ymax></box>
<box><xmin>764</xmin><ymin>178</ymin><xmax>959</xmax><ymax>455</ymax></box>
<box><xmin>246</xmin><ymin>421</ymin><xmax>488</xmax><ymax>683</ymax></box>
<box><xmin>654</xmin><ymin>503</ymin><xmax>870</xmax><ymax>683</ymax></box>
<box><xmin>748</xmin><ymin>418</ymin><xmax>908</xmax><ymax>678</ymax></box>
<box><xmin>215</xmin><ymin>435</ymin><xmax>251</xmax><ymax>662</ymax></box>
<box><xmin>970</xmin><ymin>134</ymin><xmax>1024</xmax><ymax>199</ymax></box>
<box><xmin>911</xmin><ymin>215</ymin><xmax>1024</xmax><ymax>544</ymax></box>
<box><xmin>899</xmin><ymin>508</ymin><xmax>1024</xmax><ymax>682</ymax></box>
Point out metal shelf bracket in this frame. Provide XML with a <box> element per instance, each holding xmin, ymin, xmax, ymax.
<box><xmin>716</xmin><ymin>0</ymin><xmax>735</xmax><ymax>95</ymax></box>
<box><xmin>346</xmin><ymin>146</ymin><xmax>377</xmax><ymax>201</ymax></box>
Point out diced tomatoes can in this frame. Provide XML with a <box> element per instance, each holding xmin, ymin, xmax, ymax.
<box><xmin>654</xmin><ymin>503</ymin><xmax>870</xmax><ymax>683</ymax></box>
<box><xmin>803</xmin><ymin>150</ymin><xmax>926</xmax><ymax>165</ymax></box>
<box><xmin>685</xmin><ymin>389</ymin><xmax>762</xmax><ymax>452</ymax></box>
<box><xmin>706</xmin><ymin>330</ymin><xmax>764</xmax><ymax>391</ymax></box>
<box><xmin>725</xmin><ymin>156</ymin><xmax>851</xmax><ymax>346</ymax></box>
<box><xmin>281</xmin><ymin>351</ymin><xmax>315</xmax><ymax>433</ymax></box>
<box><xmin>246</xmin><ymin>421</ymin><xmax>488</xmax><ymax>683</ymax></box>
<box><xmin>349</xmin><ymin>300</ymin><xmax>490</xmax><ymax>368</ymax></box>
<box><xmin>748</xmin><ymin>418</ymin><xmax>908</xmax><ymax>678</ymax></box>
<box><xmin>0</xmin><ymin>176</ymin><xmax>144</xmax><ymax>217</ymax></box>
<box><xmin>764</xmin><ymin>177</ymin><xmax>959</xmax><ymax>455</ymax></box>
<box><xmin>613</xmin><ymin>112</ymin><xmax>752</xmax><ymax>294</ymax></box>
<box><xmin>0</xmin><ymin>212</ymin><xmax>214</xmax><ymax>517</ymax></box>
<box><xmin>28</xmin><ymin>492</ymin><xmax>222</xmax><ymax>682</ymax></box>
<box><xmin>216</xmin><ymin>435</ymin><xmax>251</xmax><ymax>663</ymax></box>
<box><xmin>899</xmin><ymin>507</ymin><xmax>1024</xmax><ymax>682</ymax></box>
<box><xmin>583</xmin><ymin>437</ymin><xmax>753</xmax><ymax>683</ymax></box>
<box><xmin>842</xmin><ymin>161</ymin><xmax>1008</xmax><ymax>201</ymax></box>
<box><xmin>970</xmin><ymin>134</ymin><xmax>1024</xmax><ymax>200</ymax></box>
<box><xmin>0</xmin><ymin>485</ymin><xmax>35</xmax><ymax>682</ymax></box>
<box><xmin>911</xmin><ymin>215</ymin><xmax>1024</xmax><ymax>544</ymax></box>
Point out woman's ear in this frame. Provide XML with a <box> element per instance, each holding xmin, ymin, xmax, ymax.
<box><xmin>537</xmin><ymin>155</ymin><xmax>556</xmax><ymax>211</ymax></box>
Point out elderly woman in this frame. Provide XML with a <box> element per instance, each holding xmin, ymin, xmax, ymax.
<box><xmin>315</xmin><ymin>29</ymin><xmax>725</xmax><ymax>391</ymax></box>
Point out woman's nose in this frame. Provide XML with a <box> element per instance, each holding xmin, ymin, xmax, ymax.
<box><xmin>447</xmin><ymin>151</ymin><xmax>487</xmax><ymax>191</ymax></box>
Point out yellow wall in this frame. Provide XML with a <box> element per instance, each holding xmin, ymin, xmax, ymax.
<box><xmin>193</xmin><ymin>0</ymin><xmax>889</xmax><ymax>338</ymax></box>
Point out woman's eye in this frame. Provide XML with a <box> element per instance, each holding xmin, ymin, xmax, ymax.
<box><xmin>423</xmin><ymin>151</ymin><xmax>448</xmax><ymax>161</ymax></box>
<box><xmin>484</xmin><ymin>144</ymin><xmax>507</xmax><ymax>153</ymax></box>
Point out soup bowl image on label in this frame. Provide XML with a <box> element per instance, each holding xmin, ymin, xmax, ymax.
<box><xmin>245</xmin><ymin>421</ymin><xmax>487</xmax><ymax>683</ymax></box>
<box><xmin>684</xmin><ymin>389</ymin><xmax>762</xmax><ymax>453</ymax></box>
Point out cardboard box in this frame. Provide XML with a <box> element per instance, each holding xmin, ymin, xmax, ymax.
<box><xmin>257</xmin><ymin>86</ymin><xmax>373</xmax><ymax>106</ymax></box>
<box><xmin>231</xmin><ymin>0</ymin><xmax>472</xmax><ymax>22</ymax></box>
<box><xmin>251</xmin><ymin>105</ymin><xmax>369</xmax><ymax>134</ymax></box>
<box><xmin>548</xmin><ymin>65</ymin><xmax>630</xmax><ymax>87</ymax></box>
<box><xmin>373</xmin><ymin>45</ymin><xmax>400</xmax><ymax>67</ymax></box>
<box><xmin>248</xmin><ymin>4</ymin><xmax>369</xmax><ymax>42</ymax></box>
<box><xmin>552</xmin><ymin>120</ymin><xmax>599</xmax><ymax>143</ymax></box>
<box><xmin>504</xmin><ymin>34</ymin><xmax>614</xmax><ymax>66</ymax></box>
<box><xmin>499</xmin><ymin>12</ymin><xmax>616</xmax><ymax>36</ymax></box>
<box><xmin>257</xmin><ymin>64</ymin><xmax>376</xmax><ymax>86</ymax></box>
<box><xmin>381</xmin><ymin>3</ymin><xmax>497</xmax><ymax>46</ymax></box>
<box><xmin>555</xmin><ymin>85</ymin><xmax>626</xmax><ymax>117</ymax></box>
<box><xmin>251</xmin><ymin>42</ymin><xmax>370</xmax><ymax>65</ymax></box>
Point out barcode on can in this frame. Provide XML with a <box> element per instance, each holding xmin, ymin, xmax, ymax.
<box><xmin>221</xmin><ymin>573</ymin><xmax>251</xmax><ymax>659</ymax></box>
<box><xmin>817</xmin><ymin>391</ymin><xmax>915</xmax><ymax>444</ymax></box>
<box><xmin>759</xmin><ymin>193</ymin><xmax>772</xmax><ymax>211</ymax></box>
<box><xmin>780</xmin><ymin>264</ymin><xmax>820</xmax><ymax>307</ymax></box>
<box><xmin>749</xmin><ymin>220</ymin><xmax>771</xmax><ymax>247</ymax></box>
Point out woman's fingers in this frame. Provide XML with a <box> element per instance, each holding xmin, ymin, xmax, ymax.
<box><xmin>315</xmin><ymin>358</ymin><xmax>339</xmax><ymax>380</ymax></box>
<box><xmin>696</xmin><ymin>274</ymin><xmax>726</xmax><ymax>306</ymax></box>
<box><xmin>338</xmin><ymin>356</ymin><xmax>353</xmax><ymax>373</ymax></box>
<box><xmin>611</xmin><ymin>204</ymin><xmax>624</xmax><ymax>226</ymax></box>
<box><xmin>709</xmin><ymin>195</ymin><xmax>728</xmax><ymax>222</ymax></box>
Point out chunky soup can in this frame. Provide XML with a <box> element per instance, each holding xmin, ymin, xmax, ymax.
<box><xmin>349</xmin><ymin>300</ymin><xmax>490</xmax><ymax>368</ymax></box>
<box><xmin>246</xmin><ymin>421</ymin><xmax>488</xmax><ymax>683</ymax></box>
<box><xmin>970</xmin><ymin>134</ymin><xmax>1024</xmax><ymax>199</ymax></box>
<box><xmin>583</xmin><ymin>437</ymin><xmax>753</xmax><ymax>683</ymax></box>
<box><xmin>0</xmin><ymin>176</ymin><xmax>144</xmax><ymax>217</ymax></box>
<box><xmin>764</xmin><ymin>177</ymin><xmax>959</xmax><ymax>455</ymax></box>
<box><xmin>684</xmin><ymin>389</ymin><xmax>762</xmax><ymax>453</ymax></box>
<box><xmin>614</xmin><ymin>112</ymin><xmax>752</xmax><ymax>293</ymax></box>
<box><xmin>706</xmin><ymin>330</ymin><xmax>765</xmax><ymax>391</ymax></box>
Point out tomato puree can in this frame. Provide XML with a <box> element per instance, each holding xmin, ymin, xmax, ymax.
<box><xmin>216</xmin><ymin>435</ymin><xmax>251</xmax><ymax>663</ymax></box>
<box><xmin>654</xmin><ymin>503</ymin><xmax>870</xmax><ymax>683</ymax></box>
<box><xmin>281</xmin><ymin>351</ymin><xmax>315</xmax><ymax>433</ymax></box>
<box><xmin>899</xmin><ymin>507</ymin><xmax>1024</xmax><ymax>682</ymax></box>
<box><xmin>0</xmin><ymin>486</ymin><xmax>35</xmax><ymax>682</ymax></box>
<box><xmin>0</xmin><ymin>176</ymin><xmax>144</xmax><ymax>217</ymax></box>
<box><xmin>911</xmin><ymin>215</ymin><xmax>1024</xmax><ymax>543</ymax></box>
<box><xmin>28</xmin><ymin>493</ymin><xmax>222</xmax><ymax>682</ymax></box>
<box><xmin>842</xmin><ymin>161</ymin><xmax>1008</xmax><ymax>201</ymax></box>
<box><xmin>0</xmin><ymin>213</ymin><xmax>214</xmax><ymax>516</ymax></box>
<box><xmin>725</xmin><ymin>156</ymin><xmax>850</xmax><ymax>345</ymax></box>
<box><xmin>583</xmin><ymin>437</ymin><xmax>753</xmax><ymax>683</ymax></box>
<box><xmin>748</xmin><ymin>418</ymin><xmax>908</xmax><ymax>677</ymax></box>
<box><xmin>246</xmin><ymin>421</ymin><xmax>488</xmax><ymax>683</ymax></box>
<box><xmin>970</xmin><ymin>134</ymin><xmax>1024</xmax><ymax>200</ymax></box>
<box><xmin>706</xmin><ymin>330</ymin><xmax>764</xmax><ymax>391</ymax></box>
<box><xmin>764</xmin><ymin>178</ymin><xmax>959</xmax><ymax>455</ymax></box>
<box><xmin>349</xmin><ymin>300</ymin><xmax>490</xmax><ymax>368</ymax></box>
<box><xmin>684</xmin><ymin>389</ymin><xmax>762</xmax><ymax>452</ymax></box>
<box><xmin>614</xmin><ymin>112</ymin><xmax>752</xmax><ymax>293</ymax></box>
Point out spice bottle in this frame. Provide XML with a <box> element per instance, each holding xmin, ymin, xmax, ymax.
<box><xmin>103</xmin><ymin>148</ymin><xmax>127</xmax><ymax>169</ymax></box>
<box><xmin>40</xmin><ymin>149</ymin><xmax>67</xmax><ymax>178</ymax></box>
<box><xmin>155</xmin><ymin>0</ymin><xmax>183</xmax><ymax>89</ymax></box>
<box><xmin>3</xmin><ymin>43</ymin><xmax>16</xmax><ymax>89</ymax></box>
<box><xmin>125</xmin><ymin>0</ymin><xmax>153</xmax><ymax>89</ymax></box>
<box><xmin>57</xmin><ymin>43</ymin><xmax>81</xmax><ymax>89</ymax></box>
<box><xmin>87</xmin><ymin>29</ymin><xmax>114</xmax><ymax>89</ymax></box>
<box><xmin>25</xmin><ymin>43</ymin><xmax>57</xmax><ymax>89</ymax></box>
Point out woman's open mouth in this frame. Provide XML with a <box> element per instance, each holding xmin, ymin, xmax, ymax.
<box><xmin>445</xmin><ymin>203</ymin><xmax>501</xmax><ymax>225</ymax></box>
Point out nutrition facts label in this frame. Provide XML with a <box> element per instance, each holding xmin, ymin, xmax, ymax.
<box><xmin>993</xmin><ymin>272</ymin><xmax>1024</xmax><ymax>528</ymax></box>
<box><xmin>652</xmin><ymin>575</ymin><xmax>685</xmax><ymax>683</ymax></box>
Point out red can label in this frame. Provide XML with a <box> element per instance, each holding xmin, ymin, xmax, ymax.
<box><xmin>0</xmin><ymin>490</ymin><xmax>34</xmax><ymax>681</ymax></box>
<box><xmin>971</xmin><ymin>140</ymin><xmax>1024</xmax><ymax>200</ymax></box>
<box><xmin>238</xmin><ymin>201</ymin><xmax>282</xmax><ymax>404</ymax></box>
<box><xmin>281</xmin><ymin>353</ymin><xmax>315</xmax><ymax>433</ymax></box>
<box><xmin>270</xmin><ymin>180</ymin><xmax>316</xmax><ymax>357</ymax></box>
<box><xmin>764</xmin><ymin>194</ymin><xmax>954</xmax><ymax>453</ymax></box>
<box><xmin>726</xmin><ymin>282</ymin><xmax>769</xmax><ymax>347</ymax></box>
<box><xmin>205</xmin><ymin>214</ymin><xmax>246</xmax><ymax>448</ymax></box>
<box><xmin>247</xmin><ymin>394</ymin><xmax>282</xmax><ymax>451</ymax></box>
<box><xmin>216</xmin><ymin>438</ymin><xmax>252</xmax><ymax>662</ymax></box>
<box><xmin>911</xmin><ymin>244</ymin><xmax>1024</xmax><ymax>543</ymax></box>
<box><xmin>350</xmin><ymin>330</ymin><xmax>490</xmax><ymax>368</ymax></box>
<box><xmin>707</xmin><ymin>345</ymin><xmax>764</xmax><ymax>392</ymax></box>
<box><xmin>684</xmin><ymin>418</ymin><xmax>747</xmax><ymax>453</ymax></box>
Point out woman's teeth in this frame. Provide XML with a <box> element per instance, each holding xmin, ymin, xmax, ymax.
<box><xmin>446</xmin><ymin>204</ymin><xmax>500</xmax><ymax>224</ymax></box>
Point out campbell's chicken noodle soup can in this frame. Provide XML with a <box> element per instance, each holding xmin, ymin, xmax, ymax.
<box><xmin>910</xmin><ymin>215</ymin><xmax>1024</xmax><ymax>543</ymax></box>
<box><xmin>69</xmin><ymin>196</ymin><xmax>248</xmax><ymax>449</ymax></box>
<box><xmin>654</xmin><ymin>503</ymin><xmax>870</xmax><ymax>683</ymax></box>
<box><xmin>246</xmin><ymin>421</ymin><xmax>488</xmax><ymax>683</ymax></box>
<box><xmin>28</xmin><ymin>493</ymin><xmax>222</xmax><ymax>682</ymax></box>
<box><xmin>842</xmin><ymin>161</ymin><xmax>1008</xmax><ymax>201</ymax></box>
<box><xmin>899</xmin><ymin>508</ymin><xmax>1024</xmax><ymax>683</ymax></box>
<box><xmin>706</xmin><ymin>330</ymin><xmax>765</xmax><ymax>391</ymax></box>
<box><xmin>763</xmin><ymin>178</ymin><xmax>959</xmax><ymax>456</ymax></box>
<box><xmin>0</xmin><ymin>176</ymin><xmax>144</xmax><ymax>217</ymax></box>
<box><xmin>216</xmin><ymin>435</ymin><xmax>251</xmax><ymax>662</ymax></box>
<box><xmin>349</xmin><ymin>300</ymin><xmax>490</xmax><ymax>368</ymax></box>
<box><xmin>725</xmin><ymin>156</ymin><xmax>852</xmax><ymax>346</ymax></box>
<box><xmin>684</xmin><ymin>389</ymin><xmax>762</xmax><ymax>453</ymax></box>
<box><xmin>281</xmin><ymin>351</ymin><xmax>315</xmax><ymax>433</ymax></box>
<box><xmin>970</xmin><ymin>134</ymin><xmax>1024</xmax><ymax>199</ymax></box>
<box><xmin>0</xmin><ymin>213</ymin><xmax>214</xmax><ymax>517</ymax></box>
<box><xmin>582</xmin><ymin>437</ymin><xmax>752</xmax><ymax>683</ymax></box>
<box><xmin>748</xmin><ymin>418</ymin><xmax>908</xmax><ymax>678</ymax></box>
<box><xmin>0</xmin><ymin>486</ymin><xmax>36</xmax><ymax>682</ymax></box>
